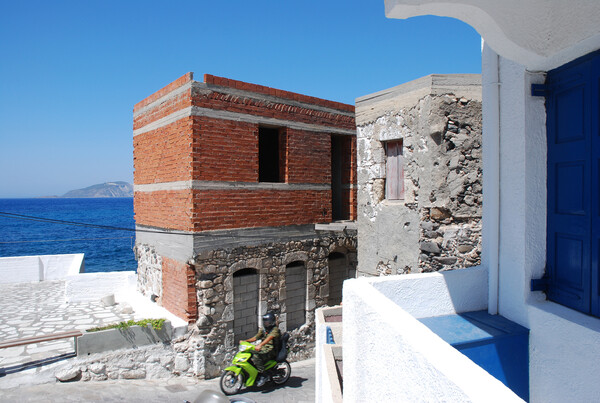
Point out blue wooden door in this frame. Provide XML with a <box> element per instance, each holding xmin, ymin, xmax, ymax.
<box><xmin>546</xmin><ymin>50</ymin><xmax>600</xmax><ymax>316</ymax></box>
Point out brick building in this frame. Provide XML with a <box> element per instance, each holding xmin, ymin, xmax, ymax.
<box><xmin>132</xmin><ymin>73</ymin><xmax>357</xmax><ymax>377</ymax></box>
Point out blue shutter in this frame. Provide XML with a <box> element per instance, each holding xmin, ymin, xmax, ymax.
<box><xmin>546</xmin><ymin>58</ymin><xmax>592</xmax><ymax>313</ymax></box>
<box><xmin>591</xmin><ymin>55</ymin><xmax>600</xmax><ymax>317</ymax></box>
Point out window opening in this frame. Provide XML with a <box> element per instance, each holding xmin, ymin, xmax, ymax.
<box><xmin>385</xmin><ymin>140</ymin><xmax>404</xmax><ymax>200</ymax></box>
<box><xmin>259</xmin><ymin>127</ymin><xmax>284</xmax><ymax>182</ymax></box>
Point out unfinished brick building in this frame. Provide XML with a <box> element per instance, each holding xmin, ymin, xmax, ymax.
<box><xmin>132</xmin><ymin>73</ymin><xmax>357</xmax><ymax>377</ymax></box>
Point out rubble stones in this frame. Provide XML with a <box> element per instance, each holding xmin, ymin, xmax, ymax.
<box><xmin>357</xmin><ymin>90</ymin><xmax>482</xmax><ymax>275</ymax></box>
<box><xmin>420</xmin><ymin>241</ymin><xmax>441</xmax><ymax>254</ymax></box>
<box><xmin>129</xmin><ymin>232</ymin><xmax>358</xmax><ymax>381</ymax></box>
<box><xmin>56</xmin><ymin>367</ymin><xmax>81</xmax><ymax>382</ymax></box>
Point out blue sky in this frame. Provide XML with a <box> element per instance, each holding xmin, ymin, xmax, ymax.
<box><xmin>0</xmin><ymin>1</ymin><xmax>481</xmax><ymax>198</ymax></box>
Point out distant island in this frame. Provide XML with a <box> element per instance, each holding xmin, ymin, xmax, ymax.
<box><xmin>62</xmin><ymin>182</ymin><xmax>133</xmax><ymax>198</ymax></box>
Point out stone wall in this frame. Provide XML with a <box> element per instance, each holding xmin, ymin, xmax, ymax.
<box><xmin>190</xmin><ymin>232</ymin><xmax>357</xmax><ymax>379</ymax></box>
<box><xmin>92</xmin><ymin>231</ymin><xmax>357</xmax><ymax>381</ymax></box>
<box><xmin>135</xmin><ymin>244</ymin><xmax>162</xmax><ymax>299</ymax></box>
<box><xmin>356</xmin><ymin>75</ymin><xmax>482</xmax><ymax>276</ymax></box>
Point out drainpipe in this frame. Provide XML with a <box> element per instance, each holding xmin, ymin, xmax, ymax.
<box><xmin>484</xmin><ymin>44</ymin><xmax>501</xmax><ymax>315</ymax></box>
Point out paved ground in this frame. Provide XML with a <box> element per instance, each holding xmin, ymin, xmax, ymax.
<box><xmin>0</xmin><ymin>358</ymin><xmax>314</xmax><ymax>403</ymax></box>
<box><xmin>0</xmin><ymin>280</ymin><xmax>315</xmax><ymax>402</ymax></box>
<box><xmin>0</xmin><ymin>280</ymin><xmax>157</xmax><ymax>369</ymax></box>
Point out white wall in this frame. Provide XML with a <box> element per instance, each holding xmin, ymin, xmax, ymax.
<box><xmin>368</xmin><ymin>265</ymin><xmax>488</xmax><ymax>318</ymax></box>
<box><xmin>65</xmin><ymin>271</ymin><xmax>137</xmax><ymax>303</ymax></box>
<box><xmin>484</xmin><ymin>47</ymin><xmax>600</xmax><ymax>402</ymax></box>
<box><xmin>0</xmin><ymin>254</ymin><xmax>84</xmax><ymax>284</ymax></box>
<box><xmin>315</xmin><ymin>306</ymin><xmax>343</xmax><ymax>403</ymax></box>
<box><xmin>343</xmin><ymin>277</ymin><xmax>522</xmax><ymax>403</ymax></box>
<box><xmin>385</xmin><ymin>0</ymin><xmax>600</xmax><ymax>71</ymax></box>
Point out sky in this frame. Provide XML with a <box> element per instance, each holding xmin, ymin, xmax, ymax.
<box><xmin>0</xmin><ymin>0</ymin><xmax>481</xmax><ymax>198</ymax></box>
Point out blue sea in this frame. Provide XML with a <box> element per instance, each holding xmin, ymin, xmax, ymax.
<box><xmin>0</xmin><ymin>198</ymin><xmax>136</xmax><ymax>273</ymax></box>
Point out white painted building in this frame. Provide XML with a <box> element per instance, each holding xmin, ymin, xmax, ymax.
<box><xmin>317</xmin><ymin>1</ymin><xmax>600</xmax><ymax>402</ymax></box>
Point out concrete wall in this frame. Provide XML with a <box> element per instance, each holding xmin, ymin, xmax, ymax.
<box><xmin>356</xmin><ymin>75</ymin><xmax>482</xmax><ymax>276</ymax></box>
<box><xmin>315</xmin><ymin>306</ymin><xmax>343</xmax><ymax>403</ymax></box>
<box><xmin>65</xmin><ymin>271</ymin><xmax>137</xmax><ymax>303</ymax></box>
<box><xmin>483</xmin><ymin>46</ymin><xmax>600</xmax><ymax>402</ymax></box>
<box><xmin>385</xmin><ymin>0</ymin><xmax>600</xmax><ymax>71</ymax></box>
<box><xmin>0</xmin><ymin>253</ymin><xmax>84</xmax><ymax>284</ymax></box>
<box><xmin>368</xmin><ymin>265</ymin><xmax>488</xmax><ymax>318</ymax></box>
<box><xmin>342</xmin><ymin>276</ymin><xmax>522</xmax><ymax>402</ymax></box>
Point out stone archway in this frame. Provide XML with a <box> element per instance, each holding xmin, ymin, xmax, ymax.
<box><xmin>233</xmin><ymin>267</ymin><xmax>259</xmax><ymax>341</ymax></box>
<box><xmin>328</xmin><ymin>248</ymin><xmax>357</xmax><ymax>306</ymax></box>
<box><xmin>285</xmin><ymin>261</ymin><xmax>307</xmax><ymax>331</ymax></box>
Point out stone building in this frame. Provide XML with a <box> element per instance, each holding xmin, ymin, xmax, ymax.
<box><xmin>355</xmin><ymin>74</ymin><xmax>482</xmax><ymax>276</ymax></box>
<box><xmin>132</xmin><ymin>73</ymin><xmax>357</xmax><ymax>378</ymax></box>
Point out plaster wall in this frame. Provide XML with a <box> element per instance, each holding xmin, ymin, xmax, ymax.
<box><xmin>0</xmin><ymin>254</ymin><xmax>84</xmax><ymax>284</ymax></box>
<box><xmin>484</xmin><ymin>40</ymin><xmax>600</xmax><ymax>403</ymax></box>
<box><xmin>385</xmin><ymin>0</ymin><xmax>600</xmax><ymax>71</ymax></box>
<box><xmin>343</xmin><ymin>277</ymin><xmax>522</xmax><ymax>402</ymax></box>
<box><xmin>368</xmin><ymin>265</ymin><xmax>488</xmax><ymax>318</ymax></box>
<box><xmin>65</xmin><ymin>271</ymin><xmax>137</xmax><ymax>303</ymax></box>
<box><xmin>356</xmin><ymin>75</ymin><xmax>482</xmax><ymax>276</ymax></box>
<box><xmin>315</xmin><ymin>306</ymin><xmax>343</xmax><ymax>403</ymax></box>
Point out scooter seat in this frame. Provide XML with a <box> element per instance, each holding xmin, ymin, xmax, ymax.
<box><xmin>276</xmin><ymin>332</ymin><xmax>289</xmax><ymax>362</ymax></box>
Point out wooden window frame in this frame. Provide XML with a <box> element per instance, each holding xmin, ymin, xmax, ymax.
<box><xmin>385</xmin><ymin>139</ymin><xmax>404</xmax><ymax>200</ymax></box>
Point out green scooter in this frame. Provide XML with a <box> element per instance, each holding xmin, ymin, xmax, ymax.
<box><xmin>219</xmin><ymin>333</ymin><xmax>291</xmax><ymax>395</ymax></box>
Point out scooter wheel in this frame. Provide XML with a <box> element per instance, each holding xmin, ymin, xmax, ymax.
<box><xmin>271</xmin><ymin>361</ymin><xmax>291</xmax><ymax>385</ymax></box>
<box><xmin>220</xmin><ymin>370</ymin><xmax>243</xmax><ymax>395</ymax></box>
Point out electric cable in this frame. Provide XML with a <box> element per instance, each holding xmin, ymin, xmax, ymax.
<box><xmin>0</xmin><ymin>236</ymin><xmax>133</xmax><ymax>244</ymax></box>
<box><xmin>0</xmin><ymin>211</ymin><xmax>287</xmax><ymax>239</ymax></box>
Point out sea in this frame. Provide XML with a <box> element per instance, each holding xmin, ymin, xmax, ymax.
<box><xmin>0</xmin><ymin>198</ymin><xmax>136</xmax><ymax>273</ymax></box>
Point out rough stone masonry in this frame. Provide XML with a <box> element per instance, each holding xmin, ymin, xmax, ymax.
<box><xmin>355</xmin><ymin>74</ymin><xmax>482</xmax><ymax>276</ymax></box>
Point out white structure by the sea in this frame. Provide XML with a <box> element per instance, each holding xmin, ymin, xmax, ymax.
<box><xmin>0</xmin><ymin>254</ymin><xmax>184</xmax><ymax>322</ymax></box>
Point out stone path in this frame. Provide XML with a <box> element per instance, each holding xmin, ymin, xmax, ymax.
<box><xmin>0</xmin><ymin>280</ymin><xmax>150</xmax><ymax>371</ymax></box>
<box><xmin>0</xmin><ymin>358</ymin><xmax>315</xmax><ymax>402</ymax></box>
<box><xmin>0</xmin><ymin>281</ymin><xmax>316</xmax><ymax>402</ymax></box>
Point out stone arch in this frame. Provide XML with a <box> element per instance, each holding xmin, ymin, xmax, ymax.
<box><xmin>327</xmin><ymin>245</ymin><xmax>357</xmax><ymax>306</ymax></box>
<box><xmin>285</xmin><ymin>260</ymin><xmax>307</xmax><ymax>331</ymax></box>
<box><xmin>232</xmin><ymin>267</ymin><xmax>259</xmax><ymax>341</ymax></box>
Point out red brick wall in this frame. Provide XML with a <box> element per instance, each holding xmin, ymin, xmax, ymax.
<box><xmin>191</xmin><ymin>116</ymin><xmax>258</xmax><ymax>182</ymax></box>
<box><xmin>193</xmin><ymin>189</ymin><xmax>331</xmax><ymax>231</ymax></box>
<box><xmin>134</xmin><ymin>73</ymin><xmax>194</xmax><ymax>130</ymax></box>
<box><xmin>286</xmin><ymin>129</ymin><xmax>331</xmax><ymax>184</ymax></box>
<box><xmin>161</xmin><ymin>256</ymin><xmax>197</xmax><ymax>322</ymax></box>
<box><xmin>134</xmin><ymin>73</ymin><xmax>356</xmax><ymax>232</ymax></box>
<box><xmin>203</xmin><ymin>74</ymin><xmax>354</xmax><ymax>113</ymax></box>
<box><xmin>193</xmin><ymin>78</ymin><xmax>355</xmax><ymax>132</ymax></box>
<box><xmin>134</xmin><ymin>118</ymin><xmax>194</xmax><ymax>184</ymax></box>
<box><xmin>134</xmin><ymin>190</ymin><xmax>194</xmax><ymax>231</ymax></box>
<box><xmin>135</xmin><ymin>72</ymin><xmax>193</xmax><ymax>111</ymax></box>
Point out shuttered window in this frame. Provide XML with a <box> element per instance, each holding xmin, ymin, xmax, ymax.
<box><xmin>385</xmin><ymin>140</ymin><xmax>404</xmax><ymax>200</ymax></box>
<box><xmin>545</xmin><ymin>49</ymin><xmax>600</xmax><ymax>317</ymax></box>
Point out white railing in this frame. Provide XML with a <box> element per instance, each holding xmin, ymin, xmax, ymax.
<box><xmin>342</xmin><ymin>267</ymin><xmax>523</xmax><ymax>402</ymax></box>
<box><xmin>0</xmin><ymin>253</ymin><xmax>84</xmax><ymax>284</ymax></box>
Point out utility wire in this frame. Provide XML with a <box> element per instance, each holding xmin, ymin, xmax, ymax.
<box><xmin>0</xmin><ymin>236</ymin><xmax>133</xmax><ymax>244</ymax></box>
<box><xmin>0</xmin><ymin>211</ymin><xmax>281</xmax><ymax>239</ymax></box>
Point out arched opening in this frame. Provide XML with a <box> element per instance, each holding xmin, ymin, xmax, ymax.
<box><xmin>233</xmin><ymin>268</ymin><xmax>258</xmax><ymax>341</ymax></box>
<box><xmin>328</xmin><ymin>251</ymin><xmax>356</xmax><ymax>306</ymax></box>
<box><xmin>285</xmin><ymin>261</ymin><xmax>306</xmax><ymax>330</ymax></box>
